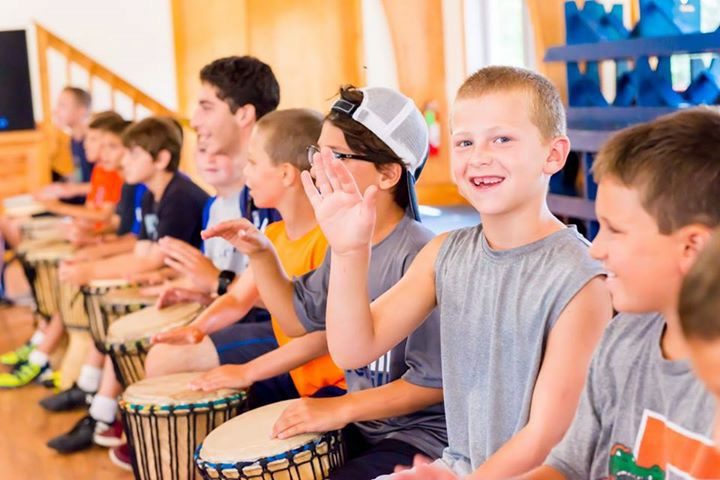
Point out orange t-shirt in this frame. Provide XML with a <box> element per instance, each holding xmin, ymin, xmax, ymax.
<box><xmin>86</xmin><ymin>166</ymin><xmax>124</xmax><ymax>208</ymax></box>
<box><xmin>264</xmin><ymin>221</ymin><xmax>347</xmax><ymax>396</ymax></box>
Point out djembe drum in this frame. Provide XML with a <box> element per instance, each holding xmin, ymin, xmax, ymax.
<box><xmin>195</xmin><ymin>400</ymin><xmax>345</xmax><ymax>480</ymax></box>
<box><xmin>120</xmin><ymin>372</ymin><xmax>245</xmax><ymax>480</ymax></box>
<box><xmin>105</xmin><ymin>302</ymin><xmax>203</xmax><ymax>387</ymax></box>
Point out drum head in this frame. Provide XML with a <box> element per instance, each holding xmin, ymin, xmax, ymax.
<box><xmin>122</xmin><ymin>372</ymin><xmax>239</xmax><ymax>407</ymax></box>
<box><xmin>88</xmin><ymin>278</ymin><xmax>130</xmax><ymax>290</ymax></box>
<box><xmin>24</xmin><ymin>243</ymin><xmax>74</xmax><ymax>261</ymax></box>
<box><xmin>101</xmin><ymin>287</ymin><xmax>156</xmax><ymax>306</ymax></box>
<box><xmin>106</xmin><ymin>302</ymin><xmax>202</xmax><ymax>344</ymax></box>
<box><xmin>3</xmin><ymin>195</ymin><xmax>47</xmax><ymax>217</ymax></box>
<box><xmin>199</xmin><ymin>400</ymin><xmax>321</xmax><ymax>464</ymax></box>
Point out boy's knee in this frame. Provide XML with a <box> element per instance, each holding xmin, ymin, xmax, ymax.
<box><xmin>144</xmin><ymin>344</ymin><xmax>176</xmax><ymax>378</ymax></box>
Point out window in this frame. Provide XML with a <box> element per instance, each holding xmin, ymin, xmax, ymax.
<box><xmin>464</xmin><ymin>0</ymin><xmax>533</xmax><ymax>73</ymax></box>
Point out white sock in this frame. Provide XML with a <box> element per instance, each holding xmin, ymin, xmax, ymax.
<box><xmin>76</xmin><ymin>365</ymin><xmax>102</xmax><ymax>393</ymax></box>
<box><xmin>28</xmin><ymin>349</ymin><xmax>48</xmax><ymax>367</ymax></box>
<box><xmin>29</xmin><ymin>330</ymin><xmax>45</xmax><ymax>346</ymax></box>
<box><xmin>89</xmin><ymin>395</ymin><xmax>118</xmax><ymax>424</ymax></box>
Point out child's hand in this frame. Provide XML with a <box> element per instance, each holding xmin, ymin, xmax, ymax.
<box><xmin>188</xmin><ymin>365</ymin><xmax>253</xmax><ymax>392</ymax></box>
<box><xmin>272</xmin><ymin>396</ymin><xmax>351</xmax><ymax>439</ymax></box>
<box><xmin>301</xmin><ymin>148</ymin><xmax>377</xmax><ymax>256</ymax></box>
<box><xmin>151</xmin><ymin>325</ymin><xmax>204</xmax><ymax>345</ymax></box>
<box><xmin>201</xmin><ymin>219</ymin><xmax>272</xmax><ymax>256</ymax></box>
<box><xmin>126</xmin><ymin>269</ymin><xmax>176</xmax><ymax>286</ymax></box>
<box><xmin>155</xmin><ymin>287</ymin><xmax>212</xmax><ymax>309</ymax></box>
<box><xmin>158</xmin><ymin>237</ymin><xmax>220</xmax><ymax>293</ymax></box>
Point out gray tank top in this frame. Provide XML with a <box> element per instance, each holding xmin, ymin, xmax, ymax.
<box><xmin>435</xmin><ymin>225</ymin><xmax>604</xmax><ymax>473</ymax></box>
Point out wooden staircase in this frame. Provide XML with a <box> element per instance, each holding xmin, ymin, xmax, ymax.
<box><xmin>0</xmin><ymin>23</ymin><xmax>189</xmax><ymax>204</ymax></box>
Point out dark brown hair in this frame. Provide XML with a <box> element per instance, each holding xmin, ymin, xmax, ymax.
<box><xmin>88</xmin><ymin>111</ymin><xmax>129</xmax><ymax>135</ymax></box>
<box><xmin>326</xmin><ymin>85</ymin><xmax>408</xmax><ymax>209</ymax></box>
<box><xmin>121</xmin><ymin>117</ymin><xmax>183</xmax><ymax>172</ymax></box>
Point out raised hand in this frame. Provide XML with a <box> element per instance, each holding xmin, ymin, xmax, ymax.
<box><xmin>151</xmin><ymin>324</ymin><xmax>204</xmax><ymax>345</ymax></box>
<box><xmin>201</xmin><ymin>218</ymin><xmax>271</xmax><ymax>256</ymax></box>
<box><xmin>158</xmin><ymin>237</ymin><xmax>220</xmax><ymax>293</ymax></box>
<box><xmin>301</xmin><ymin>147</ymin><xmax>377</xmax><ymax>255</ymax></box>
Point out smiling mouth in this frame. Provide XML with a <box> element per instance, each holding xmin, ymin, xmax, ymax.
<box><xmin>469</xmin><ymin>176</ymin><xmax>505</xmax><ymax>189</ymax></box>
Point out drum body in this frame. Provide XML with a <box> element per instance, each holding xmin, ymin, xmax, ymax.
<box><xmin>20</xmin><ymin>216</ymin><xmax>66</xmax><ymax>242</ymax></box>
<box><xmin>195</xmin><ymin>401</ymin><xmax>345</xmax><ymax>480</ymax></box>
<box><xmin>82</xmin><ymin>280</ymin><xmax>153</xmax><ymax>351</ymax></box>
<box><xmin>106</xmin><ymin>303</ymin><xmax>202</xmax><ymax>387</ymax></box>
<box><xmin>120</xmin><ymin>373</ymin><xmax>245</xmax><ymax>480</ymax></box>
<box><xmin>20</xmin><ymin>242</ymin><xmax>73</xmax><ymax>319</ymax></box>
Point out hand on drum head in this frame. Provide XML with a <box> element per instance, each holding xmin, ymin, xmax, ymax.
<box><xmin>201</xmin><ymin>218</ymin><xmax>272</xmax><ymax>256</ymax></box>
<box><xmin>187</xmin><ymin>364</ymin><xmax>253</xmax><ymax>392</ymax></box>
<box><xmin>155</xmin><ymin>287</ymin><xmax>213</xmax><ymax>309</ymax></box>
<box><xmin>151</xmin><ymin>325</ymin><xmax>205</xmax><ymax>345</ymax></box>
<box><xmin>300</xmin><ymin>148</ymin><xmax>377</xmax><ymax>256</ymax></box>
<box><xmin>390</xmin><ymin>458</ymin><xmax>459</xmax><ymax>480</ymax></box>
<box><xmin>271</xmin><ymin>397</ymin><xmax>350</xmax><ymax>440</ymax></box>
<box><xmin>158</xmin><ymin>237</ymin><xmax>220</xmax><ymax>293</ymax></box>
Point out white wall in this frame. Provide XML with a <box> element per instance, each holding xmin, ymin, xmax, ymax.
<box><xmin>0</xmin><ymin>0</ymin><xmax>177</xmax><ymax>120</ymax></box>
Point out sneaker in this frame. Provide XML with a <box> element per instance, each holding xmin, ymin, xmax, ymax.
<box><xmin>47</xmin><ymin>415</ymin><xmax>101</xmax><ymax>454</ymax></box>
<box><xmin>93</xmin><ymin>418</ymin><xmax>124</xmax><ymax>448</ymax></box>
<box><xmin>38</xmin><ymin>369</ymin><xmax>60</xmax><ymax>389</ymax></box>
<box><xmin>0</xmin><ymin>361</ymin><xmax>46</xmax><ymax>388</ymax></box>
<box><xmin>39</xmin><ymin>383</ymin><xmax>94</xmax><ymax>412</ymax></box>
<box><xmin>0</xmin><ymin>342</ymin><xmax>34</xmax><ymax>366</ymax></box>
<box><xmin>109</xmin><ymin>443</ymin><xmax>133</xmax><ymax>472</ymax></box>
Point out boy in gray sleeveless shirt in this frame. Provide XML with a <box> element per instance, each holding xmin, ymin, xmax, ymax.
<box><xmin>302</xmin><ymin>67</ymin><xmax>611</xmax><ymax>478</ymax></box>
<box><xmin>522</xmin><ymin>109</ymin><xmax>720</xmax><ymax>479</ymax></box>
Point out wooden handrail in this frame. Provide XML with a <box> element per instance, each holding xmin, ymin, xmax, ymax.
<box><xmin>34</xmin><ymin>22</ymin><xmax>180</xmax><ymax>126</ymax></box>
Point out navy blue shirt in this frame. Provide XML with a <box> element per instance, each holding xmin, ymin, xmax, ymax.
<box><xmin>139</xmin><ymin>173</ymin><xmax>209</xmax><ymax>248</ymax></box>
<box><xmin>71</xmin><ymin>137</ymin><xmax>93</xmax><ymax>183</ymax></box>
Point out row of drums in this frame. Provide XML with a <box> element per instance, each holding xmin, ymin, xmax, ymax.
<box><xmin>16</xmin><ymin>219</ymin><xmax>345</xmax><ymax>480</ymax></box>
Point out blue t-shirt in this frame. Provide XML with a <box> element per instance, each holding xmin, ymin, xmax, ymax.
<box><xmin>71</xmin><ymin>137</ymin><xmax>93</xmax><ymax>183</ymax></box>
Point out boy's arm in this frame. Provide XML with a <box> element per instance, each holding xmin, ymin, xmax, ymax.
<box><xmin>327</xmin><ymin>234</ymin><xmax>443</xmax><ymax>369</ymax></box>
<box><xmin>514</xmin><ymin>466</ymin><xmax>567</xmax><ymax>480</ymax></box>
<box><xmin>43</xmin><ymin>200</ymin><xmax>116</xmax><ymax>222</ymax></box>
<box><xmin>272</xmin><ymin>379</ymin><xmax>443</xmax><ymax>439</ymax></box>
<box><xmin>59</xmin><ymin>242</ymin><xmax>166</xmax><ymax>285</ymax></box>
<box><xmin>152</xmin><ymin>268</ymin><xmax>260</xmax><ymax>344</ymax></box>
<box><xmin>189</xmin><ymin>330</ymin><xmax>329</xmax><ymax>391</ymax></box>
<box><xmin>467</xmin><ymin>277</ymin><xmax>612</xmax><ymax>479</ymax></box>
<box><xmin>300</xmin><ymin>151</ymin><xmax>440</xmax><ymax>369</ymax></box>
<box><xmin>202</xmin><ymin>220</ymin><xmax>306</xmax><ymax>336</ymax></box>
<box><xmin>69</xmin><ymin>234</ymin><xmax>137</xmax><ymax>262</ymax></box>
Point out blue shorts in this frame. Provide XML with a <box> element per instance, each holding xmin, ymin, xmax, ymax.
<box><xmin>209</xmin><ymin>321</ymin><xmax>277</xmax><ymax>365</ymax></box>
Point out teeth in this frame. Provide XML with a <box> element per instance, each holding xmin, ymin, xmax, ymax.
<box><xmin>471</xmin><ymin>177</ymin><xmax>503</xmax><ymax>186</ymax></box>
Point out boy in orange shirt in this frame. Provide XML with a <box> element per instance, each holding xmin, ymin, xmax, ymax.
<box><xmin>147</xmin><ymin>108</ymin><xmax>346</xmax><ymax>406</ymax></box>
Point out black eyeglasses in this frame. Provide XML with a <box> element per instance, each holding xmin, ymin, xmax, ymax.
<box><xmin>306</xmin><ymin>145</ymin><xmax>375</xmax><ymax>167</ymax></box>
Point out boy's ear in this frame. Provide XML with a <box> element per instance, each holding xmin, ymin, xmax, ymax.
<box><xmin>280</xmin><ymin>162</ymin><xmax>299</xmax><ymax>187</ymax></box>
<box><xmin>155</xmin><ymin>149</ymin><xmax>172</xmax><ymax>171</ymax></box>
<box><xmin>543</xmin><ymin>135</ymin><xmax>571</xmax><ymax>176</ymax></box>
<box><xmin>677</xmin><ymin>224</ymin><xmax>713</xmax><ymax>275</ymax></box>
<box><xmin>234</xmin><ymin>104</ymin><xmax>257</xmax><ymax>129</ymax></box>
<box><xmin>378</xmin><ymin>162</ymin><xmax>403</xmax><ymax>191</ymax></box>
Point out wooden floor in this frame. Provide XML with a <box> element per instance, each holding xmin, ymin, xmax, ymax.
<box><xmin>0</xmin><ymin>263</ymin><xmax>133</xmax><ymax>479</ymax></box>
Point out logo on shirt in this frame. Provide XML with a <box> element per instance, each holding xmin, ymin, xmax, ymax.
<box><xmin>352</xmin><ymin>352</ymin><xmax>392</xmax><ymax>388</ymax></box>
<box><xmin>607</xmin><ymin>410</ymin><xmax>720</xmax><ymax>480</ymax></box>
<box><xmin>144</xmin><ymin>214</ymin><xmax>159</xmax><ymax>241</ymax></box>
